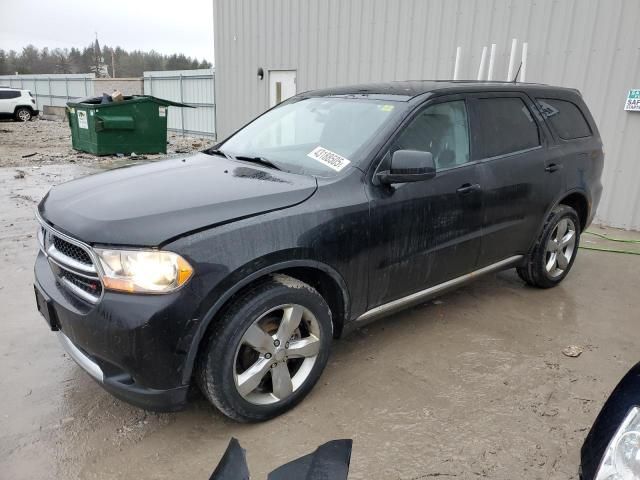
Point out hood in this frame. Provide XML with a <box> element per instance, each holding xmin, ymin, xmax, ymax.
<box><xmin>39</xmin><ymin>153</ymin><xmax>317</xmax><ymax>246</ymax></box>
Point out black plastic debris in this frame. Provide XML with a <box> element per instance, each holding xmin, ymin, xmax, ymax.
<box><xmin>209</xmin><ymin>438</ymin><xmax>353</xmax><ymax>480</ymax></box>
<box><xmin>268</xmin><ymin>439</ymin><xmax>353</xmax><ymax>480</ymax></box>
<box><xmin>208</xmin><ymin>438</ymin><xmax>250</xmax><ymax>480</ymax></box>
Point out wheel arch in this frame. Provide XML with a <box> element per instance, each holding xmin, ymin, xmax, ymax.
<box><xmin>14</xmin><ymin>105</ymin><xmax>35</xmax><ymax>114</ymax></box>
<box><xmin>527</xmin><ymin>189</ymin><xmax>590</xmax><ymax>257</ymax></box>
<box><xmin>181</xmin><ymin>259</ymin><xmax>350</xmax><ymax>384</ymax></box>
<box><xmin>557</xmin><ymin>190</ymin><xmax>589</xmax><ymax>231</ymax></box>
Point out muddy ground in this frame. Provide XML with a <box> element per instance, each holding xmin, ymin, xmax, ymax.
<box><xmin>1</xmin><ymin>119</ymin><xmax>639</xmax><ymax>479</ymax></box>
<box><xmin>0</xmin><ymin>119</ymin><xmax>210</xmax><ymax>168</ymax></box>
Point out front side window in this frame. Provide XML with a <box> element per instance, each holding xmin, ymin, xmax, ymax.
<box><xmin>536</xmin><ymin>98</ymin><xmax>592</xmax><ymax>140</ymax></box>
<box><xmin>474</xmin><ymin>97</ymin><xmax>540</xmax><ymax>158</ymax></box>
<box><xmin>219</xmin><ymin>97</ymin><xmax>402</xmax><ymax>177</ymax></box>
<box><xmin>391</xmin><ymin>100</ymin><xmax>470</xmax><ymax>171</ymax></box>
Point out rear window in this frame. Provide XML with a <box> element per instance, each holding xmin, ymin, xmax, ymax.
<box><xmin>536</xmin><ymin>98</ymin><xmax>592</xmax><ymax>140</ymax></box>
<box><xmin>474</xmin><ymin>97</ymin><xmax>540</xmax><ymax>158</ymax></box>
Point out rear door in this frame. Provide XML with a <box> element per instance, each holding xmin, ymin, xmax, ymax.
<box><xmin>469</xmin><ymin>92</ymin><xmax>556</xmax><ymax>266</ymax></box>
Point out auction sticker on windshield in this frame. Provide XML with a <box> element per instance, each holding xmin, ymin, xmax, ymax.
<box><xmin>307</xmin><ymin>146</ymin><xmax>351</xmax><ymax>172</ymax></box>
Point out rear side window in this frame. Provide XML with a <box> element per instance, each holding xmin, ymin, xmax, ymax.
<box><xmin>536</xmin><ymin>98</ymin><xmax>592</xmax><ymax>140</ymax></box>
<box><xmin>0</xmin><ymin>90</ymin><xmax>20</xmax><ymax>99</ymax></box>
<box><xmin>474</xmin><ymin>97</ymin><xmax>540</xmax><ymax>158</ymax></box>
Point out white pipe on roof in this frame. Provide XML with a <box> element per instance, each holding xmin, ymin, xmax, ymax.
<box><xmin>477</xmin><ymin>46</ymin><xmax>488</xmax><ymax>80</ymax></box>
<box><xmin>487</xmin><ymin>43</ymin><xmax>496</xmax><ymax>80</ymax></box>
<box><xmin>521</xmin><ymin>42</ymin><xmax>528</xmax><ymax>82</ymax></box>
<box><xmin>453</xmin><ymin>46</ymin><xmax>462</xmax><ymax>80</ymax></box>
<box><xmin>507</xmin><ymin>38</ymin><xmax>518</xmax><ymax>80</ymax></box>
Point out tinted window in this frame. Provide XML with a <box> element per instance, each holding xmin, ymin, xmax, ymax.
<box><xmin>536</xmin><ymin>98</ymin><xmax>591</xmax><ymax>139</ymax></box>
<box><xmin>392</xmin><ymin>100</ymin><xmax>470</xmax><ymax>171</ymax></box>
<box><xmin>474</xmin><ymin>97</ymin><xmax>540</xmax><ymax>158</ymax></box>
<box><xmin>0</xmin><ymin>90</ymin><xmax>20</xmax><ymax>99</ymax></box>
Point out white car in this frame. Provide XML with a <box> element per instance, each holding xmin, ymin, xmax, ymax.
<box><xmin>0</xmin><ymin>87</ymin><xmax>39</xmax><ymax>121</ymax></box>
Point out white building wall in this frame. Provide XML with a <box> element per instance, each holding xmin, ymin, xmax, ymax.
<box><xmin>213</xmin><ymin>0</ymin><xmax>640</xmax><ymax>229</ymax></box>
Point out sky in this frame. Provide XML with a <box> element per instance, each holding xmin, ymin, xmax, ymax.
<box><xmin>0</xmin><ymin>0</ymin><xmax>214</xmax><ymax>64</ymax></box>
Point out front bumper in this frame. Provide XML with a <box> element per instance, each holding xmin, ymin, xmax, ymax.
<box><xmin>35</xmin><ymin>251</ymin><xmax>193</xmax><ymax>411</ymax></box>
<box><xmin>55</xmin><ymin>330</ymin><xmax>188</xmax><ymax>411</ymax></box>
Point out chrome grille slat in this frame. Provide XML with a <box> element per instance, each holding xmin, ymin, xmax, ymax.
<box><xmin>47</xmin><ymin>244</ymin><xmax>96</xmax><ymax>274</ymax></box>
<box><xmin>36</xmin><ymin>213</ymin><xmax>103</xmax><ymax>304</ymax></box>
<box><xmin>60</xmin><ymin>276</ymin><xmax>100</xmax><ymax>304</ymax></box>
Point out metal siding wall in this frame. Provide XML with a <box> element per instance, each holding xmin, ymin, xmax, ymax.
<box><xmin>215</xmin><ymin>0</ymin><xmax>640</xmax><ymax>229</ymax></box>
<box><xmin>143</xmin><ymin>69</ymin><xmax>216</xmax><ymax>137</ymax></box>
<box><xmin>0</xmin><ymin>74</ymin><xmax>94</xmax><ymax>109</ymax></box>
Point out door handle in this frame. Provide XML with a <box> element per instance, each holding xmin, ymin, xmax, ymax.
<box><xmin>456</xmin><ymin>183</ymin><xmax>481</xmax><ymax>195</ymax></box>
<box><xmin>545</xmin><ymin>163</ymin><xmax>562</xmax><ymax>173</ymax></box>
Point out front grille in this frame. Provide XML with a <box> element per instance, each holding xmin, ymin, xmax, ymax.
<box><xmin>62</xmin><ymin>271</ymin><xmax>103</xmax><ymax>297</ymax></box>
<box><xmin>37</xmin><ymin>219</ymin><xmax>102</xmax><ymax>304</ymax></box>
<box><xmin>53</xmin><ymin>235</ymin><xmax>92</xmax><ymax>265</ymax></box>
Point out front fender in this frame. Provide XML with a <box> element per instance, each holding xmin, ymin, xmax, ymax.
<box><xmin>179</xmin><ymin>256</ymin><xmax>350</xmax><ymax>384</ymax></box>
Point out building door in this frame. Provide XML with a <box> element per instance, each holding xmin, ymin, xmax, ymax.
<box><xmin>269</xmin><ymin>70</ymin><xmax>296</xmax><ymax>107</ymax></box>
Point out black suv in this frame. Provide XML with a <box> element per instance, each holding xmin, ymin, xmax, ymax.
<box><xmin>34</xmin><ymin>81</ymin><xmax>603</xmax><ymax>421</ymax></box>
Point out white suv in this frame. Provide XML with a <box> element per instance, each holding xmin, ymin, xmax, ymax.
<box><xmin>0</xmin><ymin>87</ymin><xmax>39</xmax><ymax>121</ymax></box>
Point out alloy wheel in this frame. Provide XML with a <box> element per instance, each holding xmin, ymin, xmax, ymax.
<box><xmin>545</xmin><ymin>218</ymin><xmax>577</xmax><ymax>278</ymax></box>
<box><xmin>17</xmin><ymin>109</ymin><xmax>31</xmax><ymax>121</ymax></box>
<box><xmin>233</xmin><ymin>304</ymin><xmax>321</xmax><ymax>405</ymax></box>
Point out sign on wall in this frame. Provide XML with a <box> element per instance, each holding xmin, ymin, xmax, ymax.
<box><xmin>624</xmin><ymin>89</ymin><xmax>640</xmax><ymax>111</ymax></box>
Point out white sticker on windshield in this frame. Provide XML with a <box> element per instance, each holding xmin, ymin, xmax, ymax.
<box><xmin>307</xmin><ymin>146</ymin><xmax>351</xmax><ymax>172</ymax></box>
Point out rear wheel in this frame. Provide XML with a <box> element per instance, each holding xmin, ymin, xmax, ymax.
<box><xmin>517</xmin><ymin>204</ymin><xmax>581</xmax><ymax>288</ymax></box>
<box><xmin>15</xmin><ymin>107</ymin><xmax>32</xmax><ymax>122</ymax></box>
<box><xmin>196</xmin><ymin>274</ymin><xmax>332</xmax><ymax>422</ymax></box>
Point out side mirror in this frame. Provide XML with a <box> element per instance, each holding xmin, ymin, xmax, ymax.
<box><xmin>377</xmin><ymin>150</ymin><xmax>436</xmax><ymax>184</ymax></box>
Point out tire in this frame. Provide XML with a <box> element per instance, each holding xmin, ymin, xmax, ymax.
<box><xmin>15</xmin><ymin>107</ymin><xmax>32</xmax><ymax>122</ymax></box>
<box><xmin>196</xmin><ymin>274</ymin><xmax>333</xmax><ymax>422</ymax></box>
<box><xmin>517</xmin><ymin>204</ymin><xmax>581</xmax><ymax>288</ymax></box>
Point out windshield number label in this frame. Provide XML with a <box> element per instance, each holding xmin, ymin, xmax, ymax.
<box><xmin>307</xmin><ymin>146</ymin><xmax>351</xmax><ymax>172</ymax></box>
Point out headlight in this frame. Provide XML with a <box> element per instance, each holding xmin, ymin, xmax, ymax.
<box><xmin>595</xmin><ymin>406</ymin><xmax>640</xmax><ymax>479</ymax></box>
<box><xmin>94</xmin><ymin>248</ymin><xmax>193</xmax><ymax>294</ymax></box>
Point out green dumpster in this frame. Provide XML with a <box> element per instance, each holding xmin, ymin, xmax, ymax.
<box><xmin>66</xmin><ymin>95</ymin><xmax>192</xmax><ymax>155</ymax></box>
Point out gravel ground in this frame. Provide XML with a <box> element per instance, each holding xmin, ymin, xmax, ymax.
<box><xmin>0</xmin><ymin>118</ymin><xmax>213</xmax><ymax>168</ymax></box>
<box><xmin>1</xmin><ymin>120</ymin><xmax>639</xmax><ymax>479</ymax></box>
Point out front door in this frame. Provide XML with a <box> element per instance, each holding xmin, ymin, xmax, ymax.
<box><xmin>269</xmin><ymin>70</ymin><xmax>296</xmax><ymax>107</ymax></box>
<box><xmin>367</xmin><ymin>97</ymin><xmax>483</xmax><ymax>308</ymax></box>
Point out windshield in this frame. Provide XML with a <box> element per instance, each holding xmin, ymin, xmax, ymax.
<box><xmin>217</xmin><ymin>97</ymin><xmax>402</xmax><ymax>177</ymax></box>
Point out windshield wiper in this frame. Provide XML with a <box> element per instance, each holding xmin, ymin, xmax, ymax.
<box><xmin>234</xmin><ymin>155</ymin><xmax>282</xmax><ymax>171</ymax></box>
<box><xmin>206</xmin><ymin>148</ymin><xmax>233</xmax><ymax>160</ymax></box>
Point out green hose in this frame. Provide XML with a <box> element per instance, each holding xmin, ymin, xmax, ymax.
<box><xmin>584</xmin><ymin>231</ymin><xmax>640</xmax><ymax>244</ymax></box>
<box><xmin>580</xmin><ymin>230</ymin><xmax>640</xmax><ymax>255</ymax></box>
<box><xmin>579</xmin><ymin>245</ymin><xmax>640</xmax><ymax>256</ymax></box>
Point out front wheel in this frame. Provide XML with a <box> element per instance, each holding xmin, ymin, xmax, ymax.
<box><xmin>517</xmin><ymin>204</ymin><xmax>581</xmax><ymax>288</ymax></box>
<box><xmin>196</xmin><ymin>274</ymin><xmax>332</xmax><ymax>422</ymax></box>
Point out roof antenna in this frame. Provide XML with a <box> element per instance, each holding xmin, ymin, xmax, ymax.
<box><xmin>512</xmin><ymin>62</ymin><xmax>523</xmax><ymax>83</ymax></box>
